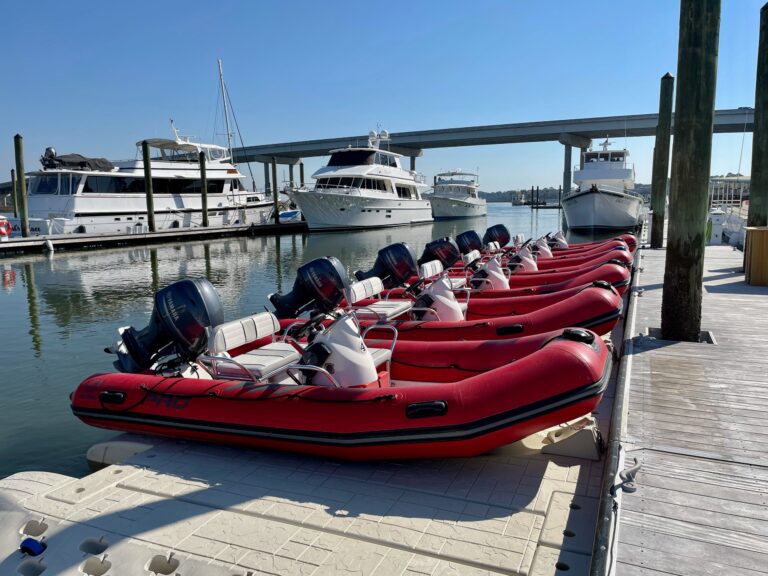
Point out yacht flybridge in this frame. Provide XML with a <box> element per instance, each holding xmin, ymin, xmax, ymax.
<box><xmin>0</xmin><ymin>128</ymin><xmax>272</xmax><ymax>236</ymax></box>
<box><xmin>428</xmin><ymin>170</ymin><xmax>487</xmax><ymax>219</ymax></box>
<box><xmin>290</xmin><ymin>130</ymin><xmax>433</xmax><ymax>230</ymax></box>
<box><xmin>561</xmin><ymin>139</ymin><xmax>643</xmax><ymax>231</ymax></box>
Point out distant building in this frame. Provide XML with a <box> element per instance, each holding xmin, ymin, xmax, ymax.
<box><xmin>709</xmin><ymin>174</ymin><xmax>749</xmax><ymax>209</ymax></box>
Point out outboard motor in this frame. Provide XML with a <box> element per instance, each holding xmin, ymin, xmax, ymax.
<box><xmin>114</xmin><ymin>278</ymin><xmax>224</xmax><ymax>373</ymax></box>
<box><xmin>354</xmin><ymin>242</ymin><xmax>418</xmax><ymax>288</ymax></box>
<box><xmin>483</xmin><ymin>224</ymin><xmax>511</xmax><ymax>249</ymax></box>
<box><xmin>269</xmin><ymin>256</ymin><xmax>349</xmax><ymax>319</ymax></box>
<box><xmin>418</xmin><ymin>238</ymin><xmax>461</xmax><ymax>269</ymax></box>
<box><xmin>456</xmin><ymin>230</ymin><xmax>483</xmax><ymax>255</ymax></box>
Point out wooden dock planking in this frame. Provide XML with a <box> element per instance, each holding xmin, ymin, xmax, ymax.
<box><xmin>617</xmin><ymin>245</ymin><xmax>768</xmax><ymax>574</ymax></box>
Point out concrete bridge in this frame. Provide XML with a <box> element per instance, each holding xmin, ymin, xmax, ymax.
<box><xmin>234</xmin><ymin>107</ymin><xmax>754</xmax><ymax>193</ymax></box>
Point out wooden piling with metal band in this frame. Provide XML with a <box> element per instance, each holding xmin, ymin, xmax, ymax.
<box><xmin>14</xmin><ymin>135</ymin><xmax>29</xmax><ymax>237</ymax></box>
<box><xmin>271</xmin><ymin>157</ymin><xmax>279</xmax><ymax>224</ymax></box>
<box><xmin>661</xmin><ymin>0</ymin><xmax>721</xmax><ymax>342</ymax></box>
<box><xmin>299</xmin><ymin>161</ymin><xmax>305</xmax><ymax>187</ymax></box>
<box><xmin>141</xmin><ymin>140</ymin><xmax>156</xmax><ymax>233</ymax></box>
<box><xmin>748</xmin><ymin>2</ymin><xmax>768</xmax><ymax>228</ymax></box>
<box><xmin>10</xmin><ymin>169</ymin><xmax>18</xmax><ymax>218</ymax></box>
<box><xmin>199</xmin><ymin>152</ymin><xmax>209</xmax><ymax>228</ymax></box>
<box><xmin>651</xmin><ymin>72</ymin><xmax>675</xmax><ymax>248</ymax></box>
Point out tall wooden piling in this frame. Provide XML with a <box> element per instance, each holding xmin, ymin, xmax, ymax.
<box><xmin>562</xmin><ymin>145</ymin><xmax>572</xmax><ymax>202</ymax></box>
<box><xmin>14</xmin><ymin>135</ymin><xmax>29</xmax><ymax>237</ymax></box>
<box><xmin>651</xmin><ymin>73</ymin><xmax>675</xmax><ymax>248</ymax></box>
<box><xmin>288</xmin><ymin>164</ymin><xmax>295</xmax><ymax>189</ymax></box>
<box><xmin>271</xmin><ymin>157</ymin><xmax>279</xmax><ymax>224</ymax></box>
<box><xmin>10</xmin><ymin>169</ymin><xmax>18</xmax><ymax>218</ymax></box>
<box><xmin>661</xmin><ymin>0</ymin><xmax>721</xmax><ymax>341</ymax></box>
<box><xmin>299</xmin><ymin>161</ymin><xmax>305</xmax><ymax>187</ymax></box>
<box><xmin>199</xmin><ymin>151</ymin><xmax>209</xmax><ymax>227</ymax></box>
<box><xmin>263</xmin><ymin>163</ymin><xmax>271</xmax><ymax>195</ymax></box>
<box><xmin>141</xmin><ymin>141</ymin><xmax>156</xmax><ymax>232</ymax></box>
<box><xmin>748</xmin><ymin>3</ymin><xmax>768</xmax><ymax>227</ymax></box>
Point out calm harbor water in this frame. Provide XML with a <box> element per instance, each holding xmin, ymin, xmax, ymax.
<box><xmin>0</xmin><ymin>205</ymin><xmax>571</xmax><ymax>479</ymax></box>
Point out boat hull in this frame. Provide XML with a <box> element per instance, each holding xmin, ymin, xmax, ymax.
<box><xmin>561</xmin><ymin>188</ymin><xmax>642</xmax><ymax>231</ymax></box>
<box><xmin>429</xmin><ymin>196</ymin><xmax>487</xmax><ymax>219</ymax></box>
<box><xmin>71</xmin><ymin>333</ymin><xmax>611</xmax><ymax>460</ymax></box>
<box><xmin>291</xmin><ymin>190</ymin><xmax>433</xmax><ymax>230</ymax></box>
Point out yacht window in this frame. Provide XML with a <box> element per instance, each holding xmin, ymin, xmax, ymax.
<box><xmin>314</xmin><ymin>179</ymin><xmax>326</xmax><ymax>189</ymax></box>
<box><xmin>82</xmin><ymin>176</ymin><xmax>224</xmax><ymax>194</ymax></box>
<box><xmin>396</xmin><ymin>185</ymin><xmax>408</xmax><ymax>199</ymax></box>
<box><xmin>29</xmin><ymin>175</ymin><xmax>60</xmax><ymax>195</ymax></box>
<box><xmin>376</xmin><ymin>179</ymin><xmax>387</xmax><ymax>191</ymax></box>
<box><xmin>585</xmin><ymin>152</ymin><xmax>598</xmax><ymax>163</ymax></box>
<box><xmin>231</xmin><ymin>179</ymin><xmax>238</xmax><ymax>190</ymax></box>
<box><xmin>327</xmin><ymin>150</ymin><xmax>375</xmax><ymax>166</ymax></box>
<box><xmin>351</xmin><ymin>177</ymin><xmax>363</xmax><ymax>188</ymax></box>
<box><xmin>339</xmin><ymin>177</ymin><xmax>354</xmax><ymax>188</ymax></box>
<box><xmin>598</xmin><ymin>153</ymin><xmax>609</xmax><ymax>162</ymax></box>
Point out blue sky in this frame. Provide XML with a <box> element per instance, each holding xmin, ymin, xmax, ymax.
<box><xmin>0</xmin><ymin>1</ymin><xmax>761</xmax><ymax>191</ymax></box>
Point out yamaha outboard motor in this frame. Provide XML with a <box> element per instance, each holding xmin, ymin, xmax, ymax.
<box><xmin>116</xmin><ymin>278</ymin><xmax>224</xmax><ymax>373</ymax></box>
<box><xmin>483</xmin><ymin>224</ymin><xmax>511</xmax><ymax>249</ymax></box>
<box><xmin>354</xmin><ymin>242</ymin><xmax>418</xmax><ymax>288</ymax></box>
<box><xmin>418</xmin><ymin>238</ymin><xmax>461</xmax><ymax>269</ymax></box>
<box><xmin>456</xmin><ymin>230</ymin><xmax>483</xmax><ymax>255</ymax></box>
<box><xmin>269</xmin><ymin>256</ymin><xmax>349</xmax><ymax>319</ymax></box>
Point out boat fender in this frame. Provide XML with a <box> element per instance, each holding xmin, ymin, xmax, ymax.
<box><xmin>406</xmin><ymin>400</ymin><xmax>448</xmax><ymax>419</ymax></box>
<box><xmin>300</xmin><ymin>342</ymin><xmax>333</xmax><ymax>382</ymax></box>
<box><xmin>562</xmin><ymin>328</ymin><xmax>595</xmax><ymax>345</ymax></box>
<box><xmin>496</xmin><ymin>323</ymin><xmax>525</xmax><ymax>336</ymax></box>
<box><xmin>19</xmin><ymin>537</ymin><xmax>47</xmax><ymax>556</ymax></box>
<box><xmin>99</xmin><ymin>390</ymin><xmax>126</xmax><ymax>405</ymax></box>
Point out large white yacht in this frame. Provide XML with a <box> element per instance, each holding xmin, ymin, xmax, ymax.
<box><xmin>428</xmin><ymin>170</ymin><xmax>487</xmax><ymax>219</ymax></box>
<box><xmin>290</xmin><ymin>130</ymin><xmax>433</xmax><ymax>230</ymax></box>
<box><xmin>0</xmin><ymin>128</ymin><xmax>273</xmax><ymax>236</ymax></box>
<box><xmin>561</xmin><ymin>139</ymin><xmax>643</xmax><ymax>231</ymax></box>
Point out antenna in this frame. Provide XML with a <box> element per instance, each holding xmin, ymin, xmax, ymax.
<box><xmin>170</xmin><ymin>118</ymin><xmax>180</xmax><ymax>140</ymax></box>
<box><xmin>600</xmin><ymin>136</ymin><xmax>613</xmax><ymax>151</ymax></box>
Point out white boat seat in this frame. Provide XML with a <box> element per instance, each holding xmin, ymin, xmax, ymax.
<box><xmin>232</xmin><ymin>342</ymin><xmax>301</xmax><ymax>379</ymax></box>
<box><xmin>449</xmin><ymin>277</ymin><xmax>467</xmax><ymax>289</ymax></box>
<box><xmin>348</xmin><ymin>277</ymin><xmax>385</xmax><ymax>303</ymax></box>
<box><xmin>208</xmin><ymin>311</ymin><xmax>281</xmax><ymax>355</ymax></box>
<box><xmin>355</xmin><ymin>300</ymin><xmax>412</xmax><ymax>321</ymax></box>
<box><xmin>369</xmin><ymin>347</ymin><xmax>392</xmax><ymax>369</ymax></box>
<box><xmin>419</xmin><ymin>260</ymin><xmax>444</xmax><ymax>279</ymax></box>
<box><xmin>462</xmin><ymin>250</ymin><xmax>481</xmax><ymax>266</ymax></box>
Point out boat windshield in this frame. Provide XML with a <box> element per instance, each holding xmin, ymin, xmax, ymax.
<box><xmin>29</xmin><ymin>173</ymin><xmax>75</xmax><ymax>195</ymax></box>
<box><xmin>327</xmin><ymin>150</ymin><xmax>375</xmax><ymax>167</ymax></box>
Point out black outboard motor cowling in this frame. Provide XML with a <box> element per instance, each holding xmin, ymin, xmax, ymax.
<box><xmin>456</xmin><ymin>230</ymin><xmax>483</xmax><ymax>255</ymax></box>
<box><xmin>117</xmin><ymin>278</ymin><xmax>224</xmax><ymax>373</ymax></box>
<box><xmin>270</xmin><ymin>256</ymin><xmax>349</xmax><ymax>319</ymax></box>
<box><xmin>418</xmin><ymin>238</ymin><xmax>461</xmax><ymax>268</ymax></box>
<box><xmin>354</xmin><ymin>242</ymin><xmax>418</xmax><ymax>288</ymax></box>
<box><xmin>483</xmin><ymin>224</ymin><xmax>511</xmax><ymax>248</ymax></box>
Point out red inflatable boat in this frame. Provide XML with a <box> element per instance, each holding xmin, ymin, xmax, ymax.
<box><xmin>71</xmin><ymin>319</ymin><xmax>611</xmax><ymax>460</ymax></box>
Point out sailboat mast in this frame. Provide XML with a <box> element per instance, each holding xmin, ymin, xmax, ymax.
<box><xmin>218</xmin><ymin>58</ymin><xmax>234</xmax><ymax>160</ymax></box>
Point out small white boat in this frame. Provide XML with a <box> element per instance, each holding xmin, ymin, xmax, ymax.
<box><xmin>428</xmin><ymin>171</ymin><xmax>487</xmax><ymax>219</ymax></box>
<box><xmin>290</xmin><ymin>130</ymin><xmax>433</xmax><ymax>230</ymax></box>
<box><xmin>562</xmin><ymin>139</ymin><xmax>643</xmax><ymax>231</ymax></box>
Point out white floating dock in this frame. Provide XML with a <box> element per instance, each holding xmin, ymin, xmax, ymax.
<box><xmin>0</xmin><ymin>412</ymin><xmax>614</xmax><ymax>576</ymax></box>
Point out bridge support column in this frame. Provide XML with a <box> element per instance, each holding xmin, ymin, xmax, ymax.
<box><xmin>410</xmin><ymin>157</ymin><xmax>416</xmax><ymax>171</ymax></box>
<box><xmin>263</xmin><ymin>162</ymin><xmax>270</xmax><ymax>194</ymax></box>
<box><xmin>562</xmin><ymin>145</ymin><xmax>572</xmax><ymax>199</ymax></box>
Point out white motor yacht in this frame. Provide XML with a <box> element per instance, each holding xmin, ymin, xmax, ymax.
<box><xmin>428</xmin><ymin>170</ymin><xmax>486</xmax><ymax>219</ymax></box>
<box><xmin>290</xmin><ymin>130</ymin><xmax>433</xmax><ymax>230</ymax></box>
<box><xmin>561</xmin><ymin>139</ymin><xmax>643</xmax><ymax>231</ymax></box>
<box><xmin>0</xmin><ymin>130</ymin><xmax>272</xmax><ymax>236</ymax></box>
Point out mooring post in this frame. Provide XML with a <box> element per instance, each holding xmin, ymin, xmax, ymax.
<box><xmin>558</xmin><ymin>185</ymin><xmax>562</xmax><ymax>207</ymax></box>
<box><xmin>13</xmin><ymin>135</ymin><xmax>29</xmax><ymax>237</ymax></box>
<box><xmin>747</xmin><ymin>3</ymin><xmax>768</xmax><ymax>227</ymax></box>
<box><xmin>271</xmin><ymin>157</ymin><xmax>279</xmax><ymax>225</ymax></box>
<box><xmin>530</xmin><ymin>186</ymin><xmax>534</xmax><ymax>206</ymax></box>
<box><xmin>10</xmin><ymin>169</ymin><xmax>18</xmax><ymax>218</ymax></box>
<box><xmin>651</xmin><ymin>73</ymin><xmax>675</xmax><ymax>248</ymax></box>
<box><xmin>536</xmin><ymin>186</ymin><xmax>540</xmax><ymax>207</ymax></box>
<box><xmin>141</xmin><ymin>140</ymin><xmax>156</xmax><ymax>232</ymax></box>
<box><xmin>562</xmin><ymin>145</ymin><xmax>572</xmax><ymax>202</ymax></box>
<box><xmin>299</xmin><ymin>161</ymin><xmax>305</xmax><ymax>187</ymax></box>
<box><xmin>661</xmin><ymin>0</ymin><xmax>721</xmax><ymax>341</ymax></box>
<box><xmin>199</xmin><ymin>151</ymin><xmax>209</xmax><ymax>227</ymax></box>
<box><xmin>263</xmin><ymin>162</ymin><xmax>271</xmax><ymax>195</ymax></box>
<box><xmin>289</xmin><ymin>164</ymin><xmax>295</xmax><ymax>189</ymax></box>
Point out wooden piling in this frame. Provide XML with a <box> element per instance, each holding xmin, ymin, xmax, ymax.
<box><xmin>651</xmin><ymin>73</ymin><xmax>675</xmax><ymax>248</ymax></box>
<box><xmin>299</xmin><ymin>161</ymin><xmax>305</xmax><ymax>187</ymax></box>
<box><xmin>288</xmin><ymin>164</ymin><xmax>295</xmax><ymax>189</ymax></box>
<box><xmin>271</xmin><ymin>157</ymin><xmax>279</xmax><ymax>224</ymax></box>
<box><xmin>199</xmin><ymin>151</ymin><xmax>209</xmax><ymax>227</ymax></box>
<box><xmin>10</xmin><ymin>169</ymin><xmax>18</xmax><ymax>218</ymax></box>
<box><xmin>14</xmin><ymin>135</ymin><xmax>29</xmax><ymax>237</ymax></box>
<box><xmin>661</xmin><ymin>0</ymin><xmax>721</xmax><ymax>341</ymax></box>
<box><xmin>562</xmin><ymin>145</ymin><xmax>572</xmax><ymax>203</ymax></box>
<box><xmin>263</xmin><ymin>162</ymin><xmax>271</xmax><ymax>194</ymax></box>
<box><xmin>141</xmin><ymin>140</ymin><xmax>156</xmax><ymax>232</ymax></box>
<box><xmin>747</xmin><ymin>3</ymin><xmax>768</xmax><ymax>227</ymax></box>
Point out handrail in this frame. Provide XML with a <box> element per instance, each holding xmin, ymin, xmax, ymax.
<box><xmin>285</xmin><ymin>364</ymin><xmax>341</xmax><ymax>388</ymax></box>
<box><xmin>361</xmin><ymin>323</ymin><xmax>398</xmax><ymax>354</ymax></box>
